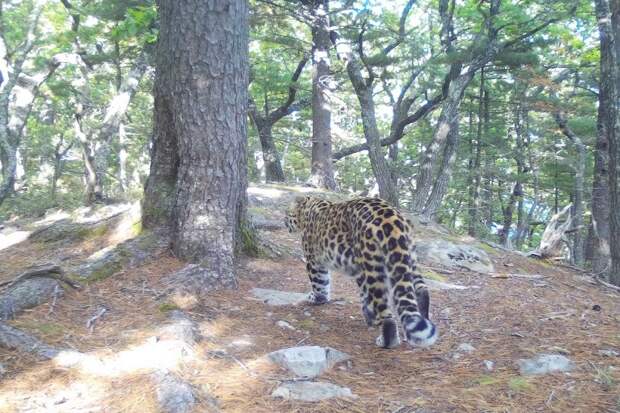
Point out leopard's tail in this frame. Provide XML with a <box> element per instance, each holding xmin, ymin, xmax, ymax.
<box><xmin>391</xmin><ymin>271</ymin><xmax>438</xmax><ymax>348</ymax></box>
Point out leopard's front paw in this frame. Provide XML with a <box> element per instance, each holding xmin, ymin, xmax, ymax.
<box><xmin>362</xmin><ymin>304</ymin><xmax>380</xmax><ymax>326</ymax></box>
<box><xmin>306</xmin><ymin>291</ymin><xmax>329</xmax><ymax>305</ymax></box>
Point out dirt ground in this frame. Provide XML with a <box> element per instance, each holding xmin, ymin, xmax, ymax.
<box><xmin>0</xmin><ymin>192</ymin><xmax>619</xmax><ymax>412</ymax></box>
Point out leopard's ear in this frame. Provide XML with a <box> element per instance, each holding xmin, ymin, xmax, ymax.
<box><xmin>294</xmin><ymin>195</ymin><xmax>311</xmax><ymax>205</ymax></box>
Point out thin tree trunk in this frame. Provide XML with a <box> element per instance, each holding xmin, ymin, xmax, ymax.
<box><xmin>248</xmin><ymin>57</ymin><xmax>307</xmax><ymax>183</ymax></box>
<box><xmin>422</xmin><ymin>114</ymin><xmax>460</xmax><ymax>218</ymax></box>
<box><xmin>92</xmin><ymin>52</ymin><xmax>149</xmax><ymax>201</ymax></box>
<box><xmin>411</xmin><ymin>71</ymin><xmax>473</xmax><ymax>214</ymax></box>
<box><xmin>143</xmin><ymin>0</ymin><xmax>249</xmax><ymax>288</ymax></box>
<box><xmin>346</xmin><ymin>60</ymin><xmax>399</xmax><ymax>206</ymax></box>
<box><xmin>307</xmin><ymin>0</ymin><xmax>336</xmax><ymax>190</ymax></box>
<box><xmin>118</xmin><ymin>122</ymin><xmax>128</xmax><ymax>193</ymax></box>
<box><xmin>554</xmin><ymin>111</ymin><xmax>586</xmax><ymax>265</ymax></box>
<box><xmin>468</xmin><ymin>70</ymin><xmax>485</xmax><ymax>236</ymax></box>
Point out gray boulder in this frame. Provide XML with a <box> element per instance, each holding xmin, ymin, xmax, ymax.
<box><xmin>517</xmin><ymin>354</ymin><xmax>575</xmax><ymax>375</ymax></box>
<box><xmin>416</xmin><ymin>239</ymin><xmax>494</xmax><ymax>273</ymax></box>
<box><xmin>271</xmin><ymin>381</ymin><xmax>355</xmax><ymax>402</ymax></box>
<box><xmin>267</xmin><ymin>346</ymin><xmax>350</xmax><ymax>378</ymax></box>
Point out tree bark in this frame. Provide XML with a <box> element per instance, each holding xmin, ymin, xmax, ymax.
<box><xmin>307</xmin><ymin>0</ymin><xmax>336</xmax><ymax>190</ymax></box>
<box><xmin>589</xmin><ymin>94</ymin><xmax>611</xmax><ymax>273</ymax></box>
<box><xmin>143</xmin><ymin>0</ymin><xmax>249</xmax><ymax>288</ymax></box>
<box><xmin>594</xmin><ymin>0</ymin><xmax>620</xmax><ymax>285</ymax></box>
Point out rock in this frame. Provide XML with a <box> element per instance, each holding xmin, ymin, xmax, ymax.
<box><xmin>517</xmin><ymin>354</ymin><xmax>575</xmax><ymax>375</ymax></box>
<box><xmin>153</xmin><ymin>371</ymin><xmax>198</xmax><ymax>413</ymax></box>
<box><xmin>276</xmin><ymin>320</ymin><xmax>296</xmax><ymax>331</ymax></box>
<box><xmin>457</xmin><ymin>343</ymin><xmax>476</xmax><ymax>353</ymax></box>
<box><xmin>440</xmin><ymin>307</ymin><xmax>453</xmax><ymax>317</ymax></box>
<box><xmin>0</xmin><ymin>362</ymin><xmax>5</xmax><ymax>377</ymax></box>
<box><xmin>251</xmin><ymin>288</ymin><xmax>308</xmax><ymax>306</ymax></box>
<box><xmin>77</xmin><ymin>233</ymin><xmax>166</xmax><ymax>281</ymax></box>
<box><xmin>158</xmin><ymin>310</ymin><xmax>201</xmax><ymax>344</ymax></box>
<box><xmin>271</xmin><ymin>381</ymin><xmax>355</xmax><ymax>402</ymax></box>
<box><xmin>598</xmin><ymin>348</ymin><xmax>619</xmax><ymax>357</ymax></box>
<box><xmin>0</xmin><ymin>321</ymin><xmax>60</xmax><ymax>359</ymax></box>
<box><xmin>267</xmin><ymin>346</ymin><xmax>350</xmax><ymax>378</ymax></box>
<box><xmin>416</xmin><ymin>239</ymin><xmax>494</xmax><ymax>274</ymax></box>
<box><xmin>483</xmin><ymin>360</ymin><xmax>494</xmax><ymax>371</ymax></box>
<box><xmin>0</xmin><ymin>277</ymin><xmax>62</xmax><ymax>320</ymax></box>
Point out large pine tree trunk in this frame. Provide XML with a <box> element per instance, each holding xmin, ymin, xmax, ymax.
<box><xmin>598</xmin><ymin>0</ymin><xmax>620</xmax><ymax>285</ymax></box>
<box><xmin>307</xmin><ymin>0</ymin><xmax>337</xmax><ymax>190</ymax></box>
<box><xmin>143</xmin><ymin>0</ymin><xmax>249</xmax><ymax>287</ymax></box>
<box><xmin>588</xmin><ymin>100</ymin><xmax>611</xmax><ymax>273</ymax></box>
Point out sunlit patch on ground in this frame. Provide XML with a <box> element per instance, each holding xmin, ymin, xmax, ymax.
<box><xmin>0</xmin><ymin>228</ymin><xmax>30</xmax><ymax>251</ymax></box>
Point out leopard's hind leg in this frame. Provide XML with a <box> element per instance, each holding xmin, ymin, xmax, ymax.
<box><xmin>355</xmin><ymin>265</ymin><xmax>400</xmax><ymax>349</ymax></box>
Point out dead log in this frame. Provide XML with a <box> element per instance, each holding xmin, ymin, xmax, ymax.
<box><xmin>0</xmin><ymin>321</ymin><xmax>60</xmax><ymax>359</ymax></box>
<box><xmin>0</xmin><ymin>264</ymin><xmax>79</xmax><ymax>320</ymax></box>
<box><xmin>528</xmin><ymin>204</ymin><xmax>573</xmax><ymax>259</ymax></box>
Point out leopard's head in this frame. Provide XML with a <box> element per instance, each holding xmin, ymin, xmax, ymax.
<box><xmin>284</xmin><ymin>196</ymin><xmax>309</xmax><ymax>233</ymax></box>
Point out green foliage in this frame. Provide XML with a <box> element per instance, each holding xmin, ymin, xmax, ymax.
<box><xmin>0</xmin><ymin>0</ymin><xmax>604</xmax><ymax>265</ymax></box>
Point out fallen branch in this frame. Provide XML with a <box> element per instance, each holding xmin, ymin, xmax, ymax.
<box><xmin>418</xmin><ymin>264</ymin><xmax>455</xmax><ymax>275</ymax></box>
<box><xmin>594</xmin><ymin>275</ymin><xmax>620</xmax><ymax>293</ymax></box>
<box><xmin>0</xmin><ymin>264</ymin><xmax>81</xmax><ymax>291</ymax></box>
<box><xmin>539</xmin><ymin>310</ymin><xmax>575</xmax><ymax>321</ymax></box>
<box><xmin>86</xmin><ymin>307</ymin><xmax>107</xmax><ymax>333</ymax></box>
<box><xmin>491</xmin><ymin>273</ymin><xmax>546</xmax><ymax>280</ymax></box>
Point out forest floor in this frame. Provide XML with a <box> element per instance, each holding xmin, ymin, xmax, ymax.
<box><xmin>0</xmin><ymin>184</ymin><xmax>619</xmax><ymax>413</ymax></box>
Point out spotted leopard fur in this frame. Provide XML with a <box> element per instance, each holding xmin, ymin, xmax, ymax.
<box><xmin>285</xmin><ymin>196</ymin><xmax>438</xmax><ymax>349</ymax></box>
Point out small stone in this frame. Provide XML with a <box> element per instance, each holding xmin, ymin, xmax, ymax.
<box><xmin>457</xmin><ymin>343</ymin><xmax>476</xmax><ymax>353</ymax></box>
<box><xmin>153</xmin><ymin>371</ymin><xmax>197</xmax><ymax>413</ymax></box>
<box><xmin>319</xmin><ymin>324</ymin><xmax>329</xmax><ymax>332</ymax></box>
<box><xmin>592</xmin><ymin>304</ymin><xmax>602</xmax><ymax>312</ymax></box>
<box><xmin>517</xmin><ymin>354</ymin><xmax>575</xmax><ymax>376</ymax></box>
<box><xmin>267</xmin><ymin>346</ymin><xmax>350</xmax><ymax>378</ymax></box>
<box><xmin>483</xmin><ymin>360</ymin><xmax>494</xmax><ymax>371</ymax></box>
<box><xmin>598</xmin><ymin>348</ymin><xmax>619</xmax><ymax>357</ymax></box>
<box><xmin>251</xmin><ymin>288</ymin><xmax>307</xmax><ymax>306</ymax></box>
<box><xmin>271</xmin><ymin>381</ymin><xmax>355</xmax><ymax>402</ymax></box>
<box><xmin>304</xmin><ymin>311</ymin><xmax>312</xmax><ymax>317</ymax></box>
<box><xmin>276</xmin><ymin>320</ymin><xmax>296</xmax><ymax>331</ymax></box>
<box><xmin>440</xmin><ymin>307</ymin><xmax>453</xmax><ymax>317</ymax></box>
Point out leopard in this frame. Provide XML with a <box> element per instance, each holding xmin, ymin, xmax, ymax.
<box><xmin>284</xmin><ymin>195</ymin><xmax>438</xmax><ymax>349</ymax></box>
